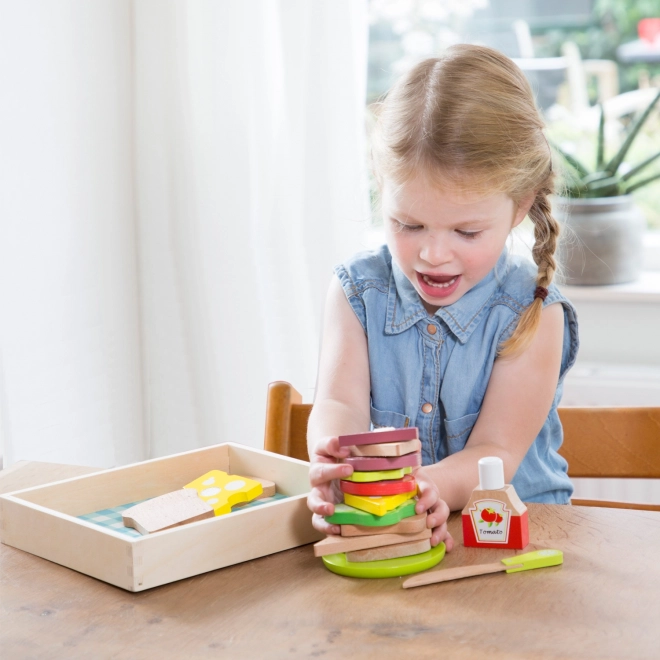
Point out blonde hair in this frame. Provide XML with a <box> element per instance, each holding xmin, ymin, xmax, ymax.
<box><xmin>371</xmin><ymin>44</ymin><xmax>558</xmax><ymax>358</ymax></box>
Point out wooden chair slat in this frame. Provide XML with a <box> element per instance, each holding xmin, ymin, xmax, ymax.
<box><xmin>264</xmin><ymin>383</ymin><xmax>660</xmax><ymax>510</ymax></box>
<box><xmin>263</xmin><ymin>381</ymin><xmax>310</xmax><ymax>462</ymax></box>
<box><xmin>558</xmin><ymin>407</ymin><xmax>660</xmax><ymax>479</ymax></box>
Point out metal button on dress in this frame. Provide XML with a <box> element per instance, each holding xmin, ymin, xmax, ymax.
<box><xmin>421</xmin><ymin>403</ymin><xmax>433</xmax><ymax>413</ymax></box>
<box><xmin>427</xmin><ymin>324</ymin><xmax>437</xmax><ymax>335</ymax></box>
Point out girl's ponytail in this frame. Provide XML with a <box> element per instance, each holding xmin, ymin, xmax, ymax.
<box><xmin>498</xmin><ymin>188</ymin><xmax>560</xmax><ymax>359</ymax></box>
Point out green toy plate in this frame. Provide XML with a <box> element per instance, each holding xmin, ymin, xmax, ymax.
<box><xmin>321</xmin><ymin>542</ymin><xmax>446</xmax><ymax>579</ymax></box>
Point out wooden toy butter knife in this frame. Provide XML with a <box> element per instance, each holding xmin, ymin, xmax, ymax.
<box><xmin>402</xmin><ymin>549</ymin><xmax>563</xmax><ymax>589</ymax></box>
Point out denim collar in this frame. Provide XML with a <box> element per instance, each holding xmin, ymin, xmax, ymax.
<box><xmin>385</xmin><ymin>249</ymin><xmax>510</xmax><ymax>343</ymax></box>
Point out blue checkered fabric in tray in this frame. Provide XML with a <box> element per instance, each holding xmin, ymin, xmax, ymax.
<box><xmin>77</xmin><ymin>493</ymin><xmax>290</xmax><ymax>538</ymax></box>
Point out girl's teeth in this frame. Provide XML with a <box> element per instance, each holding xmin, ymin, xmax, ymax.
<box><xmin>422</xmin><ymin>274</ymin><xmax>457</xmax><ymax>288</ymax></box>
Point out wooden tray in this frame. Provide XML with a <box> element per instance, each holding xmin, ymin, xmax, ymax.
<box><xmin>0</xmin><ymin>443</ymin><xmax>321</xmax><ymax>591</ymax></box>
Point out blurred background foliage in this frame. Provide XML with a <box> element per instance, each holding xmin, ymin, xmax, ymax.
<box><xmin>367</xmin><ymin>0</ymin><xmax>660</xmax><ymax>228</ymax></box>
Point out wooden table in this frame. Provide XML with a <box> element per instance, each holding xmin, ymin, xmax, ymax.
<box><xmin>2</xmin><ymin>462</ymin><xmax>660</xmax><ymax>659</ymax></box>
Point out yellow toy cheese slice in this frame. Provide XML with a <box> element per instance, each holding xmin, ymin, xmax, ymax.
<box><xmin>344</xmin><ymin>490</ymin><xmax>416</xmax><ymax>516</ymax></box>
<box><xmin>184</xmin><ymin>470</ymin><xmax>263</xmax><ymax>516</ymax></box>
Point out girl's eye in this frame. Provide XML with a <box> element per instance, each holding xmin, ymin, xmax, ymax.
<box><xmin>457</xmin><ymin>230</ymin><xmax>481</xmax><ymax>240</ymax></box>
<box><xmin>393</xmin><ymin>220</ymin><xmax>423</xmax><ymax>232</ymax></box>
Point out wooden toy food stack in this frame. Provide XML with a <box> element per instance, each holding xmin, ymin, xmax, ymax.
<box><xmin>314</xmin><ymin>427</ymin><xmax>444</xmax><ymax>574</ymax></box>
<box><xmin>462</xmin><ymin>456</ymin><xmax>529</xmax><ymax>550</ymax></box>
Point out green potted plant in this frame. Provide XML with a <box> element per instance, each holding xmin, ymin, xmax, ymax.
<box><xmin>552</xmin><ymin>88</ymin><xmax>660</xmax><ymax>285</ymax></box>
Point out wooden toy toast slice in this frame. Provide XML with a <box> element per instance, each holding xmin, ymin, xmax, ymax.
<box><xmin>346</xmin><ymin>538</ymin><xmax>432</xmax><ymax>563</ymax></box>
<box><xmin>325</xmin><ymin>499</ymin><xmax>417</xmax><ymax>526</ymax></box>
<box><xmin>344</xmin><ymin>491</ymin><xmax>416</xmax><ymax>516</ymax></box>
<box><xmin>338</xmin><ymin>427</ymin><xmax>419</xmax><ymax>447</ymax></box>
<box><xmin>351</xmin><ymin>438</ymin><xmax>422</xmax><ymax>457</ymax></box>
<box><xmin>314</xmin><ymin>527</ymin><xmax>431</xmax><ymax>557</ymax></box>
<box><xmin>122</xmin><ymin>489</ymin><xmax>214</xmax><ymax>535</ymax></box>
<box><xmin>341</xmin><ymin>512</ymin><xmax>427</xmax><ymax>537</ymax></box>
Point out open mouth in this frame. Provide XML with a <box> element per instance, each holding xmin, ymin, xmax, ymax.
<box><xmin>416</xmin><ymin>272</ymin><xmax>461</xmax><ymax>299</ymax></box>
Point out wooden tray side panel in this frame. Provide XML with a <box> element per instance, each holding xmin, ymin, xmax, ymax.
<box><xmin>1</xmin><ymin>445</ymin><xmax>317</xmax><ymax>592</ymax></box>
<box><xmin>136</xmin><ymin>495</ymin><xmax>322</xmax><ymax>591</ymax></box>
<box><xmin>7</xmin><ymin>445</ymin><xmax>231</xmax><ymax>516</ymax></box>
<box><xmin>227</xmin><ymin>444</ymin><xmax>311</xmax><ymax>496</ymax></box>
<box><xmin>0</xmin><ymin>497</ymin><xmax>136</xmax><ymax>591</ymax></box>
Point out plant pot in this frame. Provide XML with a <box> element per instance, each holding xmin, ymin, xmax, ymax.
<box><xmin>554</xmin><ymin>195</ymin><xmax>645</xmax><ymax>285</ymax></box>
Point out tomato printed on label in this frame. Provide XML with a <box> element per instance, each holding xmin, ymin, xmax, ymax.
<box><xmin>480</xmin><ymin>507</ymin><xmax>497</xmax><ymax>523</ymax></box>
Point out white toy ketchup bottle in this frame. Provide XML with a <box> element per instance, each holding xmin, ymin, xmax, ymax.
<box><xmin>462</xmin><ymin>456</ymin><xmax>529</xmax><ymax>550</ymax></box>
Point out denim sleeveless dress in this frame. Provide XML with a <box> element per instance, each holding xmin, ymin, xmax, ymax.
<box><xmin>334</xmin><ymin>244</ymin><xmax>579</xmax><ymax>504</ymax></box>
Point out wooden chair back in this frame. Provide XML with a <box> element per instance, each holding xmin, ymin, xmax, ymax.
<box><xmin>264</xmin><ymin>382</ymin><xmax>660</xmax><ymax>510</ymax></box>
<box><xmin>263</xmin><ymin>382</ymin><xmax>312</xmax><ymax>462</ymax></box>
<box><xmin>558</xmin><ymin>407</ymin><xmax>660</xmax><ymax>511</ymax></box>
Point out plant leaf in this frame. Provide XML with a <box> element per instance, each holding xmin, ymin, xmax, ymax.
<box><xmin>550</xmin><ymin>141</ymin><xmax>591</xmax><ymax>178</ymax></box>
<box><xmin>604</xmin><ymin>88</ymin><xmax>660</xmax><ymax>176</ymax></box>
<box><xmin>621</xmin><ymin>151</ymin><xmax>660</xmax><ymax>181</ymax></box>
<box><xmin>596</xmin><ymin>103</ymin><xmax>605</xmax><ymax>170</ymax></box>
<box><xmin>585</xmin><ymin>176</ymin><xmax>623</xmax><ymax>196</ymax></box>
<box><xmin>624</xmin><ymin>171</ymin><xmax>660</xmax><ymax>194</ymax></box>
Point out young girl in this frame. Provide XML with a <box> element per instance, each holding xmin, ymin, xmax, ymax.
<box><xmin>307</xmin><ymin>44</ymin><xmax>579</xmax><ymax>550</ymax></box>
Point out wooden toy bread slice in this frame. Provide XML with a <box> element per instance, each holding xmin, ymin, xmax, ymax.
<box><xmin>340</xmin><ymin>512</ymin><xmax>427</xmax><ymax>537</ymax></box>
<box><xmin>122</xmin><ymin>489</ymin><xmax>214</xmax><ymax>535</ymax></box>
<box><xmin>338</xmin><ymin>427</ymin><xmax>419</xmax><ymax>448</ymax></box>
<box><xmin>346</xmin><ymin>538</ymin><xmax>432</xmax><ymax>563</ymax></box>
<box><xmin>351</xmin><ymin>438</ymin><xmax>422</xmax><ymax>457</ymax></box>
<box><xmin>313</xmin><ymin>527</ymin><xmax>431</xmax><ymax>557</ymax></box>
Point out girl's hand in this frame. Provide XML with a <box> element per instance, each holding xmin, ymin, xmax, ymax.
<box><xmin>414</xmin><ymin>467</ymin><xmax>454</xmax><ymax>551</ymax></box>
<box><xmin>307</xmin><ymin>436</ymin><xmax>354</xmax><ymax>536</ymax></box>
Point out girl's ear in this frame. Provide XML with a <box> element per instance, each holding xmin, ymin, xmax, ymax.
<box><xmin>512</xmin><ymin>192</ymin><xmax>536</xmax><ymax>228</ymax></box>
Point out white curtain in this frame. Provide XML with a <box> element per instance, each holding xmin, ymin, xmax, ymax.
<box><xmin>0</xmin><ymin>0</ymin><xmax>369</xmax><ymax>468</ymax></box>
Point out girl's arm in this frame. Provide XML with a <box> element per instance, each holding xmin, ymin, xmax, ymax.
<box><xmin>306</xmin><ymin>276</ymin><xmax>371</xmax><ymax>535</ymax></box>
<box><xmin>424</xmin><ymin>302</ymin><xmax>566</xmax><ymax>511</ymax></box>
<box><xmin>307</xmin><ymin>276</ymin><xmax>372</xmax><ymax>454</ymax></box>
<box><xmin>307</xmin><ymin>277</ymin><xmax>454</xmax><ymax>549</ymax></box>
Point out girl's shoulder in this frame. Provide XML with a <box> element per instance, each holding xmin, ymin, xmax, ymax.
<box><xmin>334</xmin><ymin>244</ymin><xmax>393</xmax><ymax>296</ymax></box>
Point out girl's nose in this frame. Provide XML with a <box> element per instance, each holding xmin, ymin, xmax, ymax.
<box><xmin>420</xmin><ymin>236</ymin><xmax>452</xmax><ymax>267</ymax></box>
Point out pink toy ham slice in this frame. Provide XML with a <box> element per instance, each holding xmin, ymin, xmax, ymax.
<box><xmin>338</xmin><ymin>427</ymin><xmax>419</xmax><ymax>448</ymax></box>
<box><xmin>343</xmin><ymin>452</ymin><xmax>422</xmax><ymax>471</ymax></box>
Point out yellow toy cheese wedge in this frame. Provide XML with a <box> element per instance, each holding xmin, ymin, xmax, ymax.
<box><xmin>184</xmin><ymin>470</ymin><xmax>263</xmax><ymax>516</ymax></box>
<box><xmin>344</xmin><ymin>490</ymin><xmax>416</xmax><ymax>516</ymax></box>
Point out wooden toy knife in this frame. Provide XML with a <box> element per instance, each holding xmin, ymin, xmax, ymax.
<box><xmin>402</xmin><ymin>549</ymin><xmax>563</xmax><ymax>589</ymax></box>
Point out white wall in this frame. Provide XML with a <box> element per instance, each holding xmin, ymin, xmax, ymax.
<box><xmin>0</xmin><ymin>1</ymin><xmax>144</xmax><ymax>467</ymax></box>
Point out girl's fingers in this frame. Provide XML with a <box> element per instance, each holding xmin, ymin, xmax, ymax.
<box><xmin>426</xmin><ymin>498</ymin><xmax>450</xmax><ymax>529</ymax></box>
<box><xmin>307</xmin><ymin>488</ymin><xmax>337</xmax><ymax>516</ymax></box>
<box><xmin>430</xmin><ymin>523</ymin><xmax>454</xmax><ymax>550</ymax></box>
<box><xmin>312</xmin><ymin>513</ymin><xmax>341</xmax><ymax>536</ymax></box>
<box><xmin>312</xmin><ymin>436</ymin><xmax>351</xmax><ymax>461</ymax></box>
<box><xmin>414</xmin><ymin>484</ymin><xmax>438</xmax><ymax>515</ymax></box>
<box><xmin>309</xmin><ymin>461</ymin><xmax>353</xmax><ymax>488</ymax></box>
